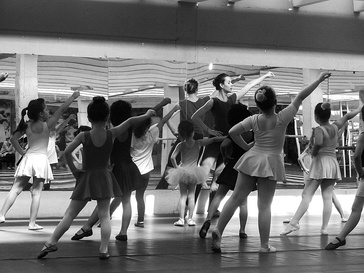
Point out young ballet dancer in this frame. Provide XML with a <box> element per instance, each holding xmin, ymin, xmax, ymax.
<box><xmin>326</xmin><ymin>106</ymin><xmax>364</xmax><ymax>250</ymax></box>
<box><xmin>199</xmin><ymin>103</ymin><xmax>254</xmax><ymax>238</ymax></box>
<box><xmin>37</xmin><ymin>96</ymin><xmax>156</xmax><ymax>259</ymax></box>
<box><xmin>156</xmin><ymin>78</ymin><xmax>217</xmax><ymax>189</ymax></box>
<box><xmin>281</xmin><ymin>103</ymin><xmax>361</xmax><ymax>236</ymax></box>
<box><xmin>283</xmin><ymin>126</ymin><xmax>349</xmax><ymax>224</ymax></box>
<box><xmin>210</xmin><ymin>71</ymin><xmax>332</xmax><ymax>253</ymax></box>
<box><xmin>0</xmin><ymin>91</ymin><xmax>80</xmax><ymax>230</ymax></box>
<box><xmin>167</xmin><ymin>120</ymin><xmax>225</xmax><ymax>226</ymax></box>
<box><xmin>71</xmin><ymin>98</ymin><xmax>170</xmax><ymax>242</ymax></box>
<box><xmin>191</xmin><ymin>71</ymin><xmax>274</xmax><ymax>216</ymax></box>
<box><xmin>131</xmin><ymin>102</ymin><xmax>178</xmax><ymax>227</ymax></box>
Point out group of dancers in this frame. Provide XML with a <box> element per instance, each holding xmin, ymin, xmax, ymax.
<box><xmin>0</xmin><ymin>70</ymin><xmax>363</xmax><ymax>259</ymax></box>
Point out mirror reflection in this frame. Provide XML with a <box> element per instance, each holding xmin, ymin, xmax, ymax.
<box><xmin>0</xmin><ymin>54</ymin><xmax>362</xmax><ymax>191</ymax></box>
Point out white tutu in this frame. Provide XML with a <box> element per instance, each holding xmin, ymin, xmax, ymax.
<box><xmin>166</xmin><ymin>166</ymin><xmax>208</xmax><ymax>186</ymax></box>
<box><xmin>14</xmin><ymin>153</ymin><xmax>54</xmax><ymax>180</ymax></box>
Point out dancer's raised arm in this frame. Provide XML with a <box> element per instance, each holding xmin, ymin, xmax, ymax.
<box><xmin>235</xmin><ymin>71</ymin><xmax>275</xmax><ymax>101</ymax></box>
<box><xmin>292</xmin><ymin>72</ymin><xmax>331</xmax><ymax>109</ymax></box>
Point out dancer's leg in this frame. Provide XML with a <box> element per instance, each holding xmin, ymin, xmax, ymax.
<box><xmin>320</xmin><ymin>179</ymin><xmax>335</xmax><ymax>232</ymax></box>
<box><xmin>256</xmin><ymin>178</ymin><xmax>277</xmax><ymax>249</ymax></box>
<box><xmin>0</xmin><ymin>176</ymin><xmax>30</xmax><ymax>220</ymax></box>
<box><xmin>238</xmin><ymin>198</ymin><xmax>248</xmax><ymax>235</ymax></box>
<box><xmin>29</xmin><ymin>177</ymin><xmax>45</xmax><ymax>228</ymax></box>
<box><xmin>215</xmin><ymin>173</ymin><xmax>255</xmax><ymax>235</ymax></box>
<box><xmin>46</xmin><ymin>200</ymin><xmax>87</xmax><ymax>245</ymax></box>
<box><xmin>178</xmin><ymin>183</ymin><xmax>188</xmax><ymax>220</ymax></box>
<box><xmin>118</xmin><ymin>192</ymin><xmax>132</xmax><ymax>236</ymax></box>
<box><xmin>333</xmin><ymin>196</ymin><xmax>364</xmax><ymax>243</ymax></box>
<box><xmin>288</xmin><ymin>179</ymin><xmax>320</xmax><ymax>225</ymax></box>
<box><xmin>205</xmin><ymin>185</ymin><xmax>229</xmax><ymax>221</ymax></box>
<box><xmin>332</xmin><ymin>190</ymin><xmax>346</xmax><ymax>220</ymax></box>
<box><xmin>135</xmin><ymin>173</ymin><xmax>150</xmax><ymax>223</ymax></box>
<box><xmin>187</xmin><ymin>184</ymin><xmax>197</xmax><ymax>220</ymax></box>
<box><xmin>97</xmin><ymin>199</ymin><xmax>111</xmax><ymax>254</ymax></box>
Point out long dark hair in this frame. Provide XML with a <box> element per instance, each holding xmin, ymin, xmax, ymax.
<box><xmin>14</xmin><ymin>98</ymin><xmax>46</xmax><ymax>133</ymax></box>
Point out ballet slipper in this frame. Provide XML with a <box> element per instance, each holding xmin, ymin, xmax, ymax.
<box><xmin>281</xmin><ymin>222</ymin><xmax>300</xmax><ymax>235</ymax></box>
<box><xmin>259</xmin><ymin>245</ymin><xmax>277</xmax><ymax>253</ymax></box>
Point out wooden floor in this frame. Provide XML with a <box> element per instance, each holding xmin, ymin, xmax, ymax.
<box><xmin>1</xmin><ymin>189</ymin><xmax>364</xmax><ymax>273</ymax></box>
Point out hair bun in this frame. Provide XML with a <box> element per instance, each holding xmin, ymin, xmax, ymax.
<box><xmin>255</xmin><ymin>89</ymin><xmax>266</xmax><ymax>102</ymax></box>
<box><xmin>321</xmin><ymin>102</ymin><xmax>331</xmax><ymax>110</ymax></box>
<box><xmin>93</xmin><ymin>96</ymin><xmax>106</xmax><ymax>103</ymax></box>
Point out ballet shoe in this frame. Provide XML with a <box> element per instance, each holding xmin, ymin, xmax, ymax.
<box><xmin>99</xmin><ymin>252</ymin><xmax>110</xmax><ymax>260</ymax></box>
<box><xmin>281</xmin><ymin>222</ymin><xmax>300</xmax><ymax>235</ymax></box>
<box><xmin>115</xmin><ymin>234</ymin><xmax>127</xmax><ymax>241</ymax></box>
<box><xmin>0</xmin><ymin>216</ymin><xmax>5</xmax><ymax>224</ymax></box>
<box><xmin>28</xmin><ymin>224</ymin><xmax>43</xmax><ymax>230</ymax></box>
<box><xmin>325</xmin><ymin>237</ymin><xmax>346</xmax><ymax>250</ymax></box>
<box><xmin>211</xmin><ymin>229</ymin><xmax>221</xmax><ymax>253</ymax></box>
<box><xmin>320</xmin><ymin>229</ymin><xmax>329</xmax><ymax>236</ymax></box>
<box><xmin>37</xmin><ymin>244</ymin><xmax>58</xmax><ymax>259</ymax></box>
<box><xmin>341</xmin><ymin>218</ymin><xmax>348</xmax><ymax>223</ymax></box>
<box><xmin>134</xmin><ymin>222</ymin><xmax>144</xmax><ymax>228</ymax></box>
<box><xmin>0</xmin><ymin>72</ymin><xmax>9</xmax><ymax>83</ymax></box>
<box><xmin>199</xmin><ymin>220</ymin><xmax>211</xmax><ymax>239</ymax></box>
<box><xmin>71</xmin><ymin>228</ymin><xmax>93</xmax><ymax>240</ymax></box>
<box><xmin>239</xmin><ymin>232</ymin><xmax>248</xmax><ymax>239</ymax></box>
<box><xmin>259</xmin><ymin>245</ymin><xmax>277</xmax><ymax>253</ymax></box>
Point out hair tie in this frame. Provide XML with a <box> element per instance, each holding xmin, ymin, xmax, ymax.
<box><xmin>321</xmin><ymin>102</ymin><xmax>331</xmax><ymax>110</ymax></box>
<box><xmin>256</xmin><ymin>89</ymin><xmax>266</xmax><ymax>102</ymax></box>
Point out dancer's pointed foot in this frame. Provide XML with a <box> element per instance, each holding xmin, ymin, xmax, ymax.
<box><xmin>199</xmin><ymin>220</ymin><xmax>211</xmax><ymax>238</ymax></box>
<box><xmin>71</xmin><ymin>228</ymin><xmax>93</xmax><ymax>240</ymax></box>
<box><xmin>341</xmin><ymin>217</ymin><xmax>348</xmax><ymax>223</ymax></box>
<box><xmin>325</xmin><ymin>237</ymin><xmax>346</xmax><ymax>250</ymax></box>
<box><xmin>0</xmin><ymin>216</ymin><xmax>5</xmax><ymax>224</ymax></box>
<box><xmin>211</xmin><ymin>229</ymin><xmax>221</xmax><ymax>253</ymax></box>
<box><xmin>37</xmin><ymin>244</ymin><xmax>58</xmax><ymax>259</ymax></box>
<box><xmin>281</xmin><ymin>222</ymin><xmax>300</xmax><ymax>235</ymax></box>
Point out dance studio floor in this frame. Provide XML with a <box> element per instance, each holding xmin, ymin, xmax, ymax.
<box><xmin>1</xmin><ymin>189</ymin><xmax>364</xmax><ymax>273</ymax></box>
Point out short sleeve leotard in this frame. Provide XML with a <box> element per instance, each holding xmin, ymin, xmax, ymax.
<box><xmin>111</xmin><ymin>128</ymin><xmax>142</xmax><ymax>193</ymax></box>
<box><xmin>309</xmin><ymin>124</ymin><xmax>341</xmax><ymax>181</ymax></box>
<box><xmin>15</xmin><ymin>122</ymin><xmax>53</xmax><ymax>180</ymax></box>
<box><xmin>234</xmin><ymin>104</ymin><xmax>297</xmax><ymax>181</ymax></box>
<box><xmin>71</xmin><ymin>130</ymin><xmax>122</xmax><ymax>201</ymax></box>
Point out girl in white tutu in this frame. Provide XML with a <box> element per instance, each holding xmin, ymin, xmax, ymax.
<box><xmin>0</xmin><ymin>91</ymin><xmax>80</xmax><ymax>230</ymax></box>
<box><xmin>167</xmin><ymin>120</ymin><xmax>225</xmax><ymax>226</ymax></box>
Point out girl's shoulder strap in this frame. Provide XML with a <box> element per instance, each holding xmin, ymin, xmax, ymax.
<box><xmin>317</xmin><ymin>125</ymin><xmax>330</xmax><ymax>139</ymax></box>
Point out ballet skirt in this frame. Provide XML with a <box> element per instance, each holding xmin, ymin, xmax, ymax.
<box><xmin>309</xmin><ymin>125</ymin><xmax>341</xmax><ymax>181</ymax></box>
<box><xmin>15</xmin><ymin>122</ymin><xmax>53</xmax><ymax>180</ymax></box>
<box><xmin>166</xmin><ymin>141</ymin><xmax>207</xmax><ymax>186</ymax></box>
<box><xmin>111</xmin><ymin>128</ymin><xmax>142</xmax><ymax>193</ymax></box>
<box><xmin>71</xmin><ymin>131</ymin><xmax>122</xmax><ymax>201</ymax></box>
<box><xmin>234</xmin><ymin>104</ymin><xmax>298</xmax><ymax>181</ymax></box>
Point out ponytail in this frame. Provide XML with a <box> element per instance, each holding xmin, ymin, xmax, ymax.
<box><xmin>13</xmin><ymin>107</ymin><xmax>28</xmax><ymax>134</ymax></box>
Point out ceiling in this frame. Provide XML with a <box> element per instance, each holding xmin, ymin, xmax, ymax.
<box><xmin>0</xmin><ymin>0</ymin><xmax>363</xmax><ymax>110</ymax></box>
